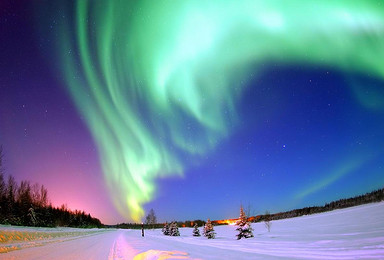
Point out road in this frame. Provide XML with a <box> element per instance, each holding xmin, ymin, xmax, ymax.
<box><xmin>2</xmin><ymin>229</ymin><xmax>258</xmax><ymax>260</ymax></box>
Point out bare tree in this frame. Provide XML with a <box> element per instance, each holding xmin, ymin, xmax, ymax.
<box><xmin>31</xmin><ymin>183</ymin><xmax>41</xmax><ymax>206</ymax></box>
<box><xmin>17</xmin><ymin>180</ymin><xmax>32</xmax><ymax>205</ymax></box>
<box><xmin>244</xmin><ymin>203</ymin><xmax>256</xmax><ymax>218</ymax></box>
<box><xmin>30</xmin><ymin>183</ymin><xmax>48</xmax><ymax>208</ymax></box>
<box><xmin>40</xmin><ymin>185</ymin><xmax>48</xmax><ymax>207</ymax></box>
<box><xmin>145</xmin><ymin>208</ymin><xmax>157</xmax><ymax>228</ymax></box>
<box><xmin>264</xmin><ymin>210</ymin><xmax>272</xmax><ymax>232</ymax></box>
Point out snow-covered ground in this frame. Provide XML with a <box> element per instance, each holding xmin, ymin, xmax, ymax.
<box><xmin>1</xmin><ymin>202</ymin><xmax>384</xmax><ymax>259</ymax></box>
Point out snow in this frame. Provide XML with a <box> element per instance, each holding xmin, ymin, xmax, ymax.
<box><xmin>1</xmin><ymin>202</ymin><xmax>384</xmax><ymax>259</ymax></box>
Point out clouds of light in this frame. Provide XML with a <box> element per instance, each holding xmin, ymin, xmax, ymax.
<box><xmin>53</xmin><ymin>0</ymin><xmax>384</xmax><ymax>221</ymax></box>
<box><xmin>296</xmin><ymin>158</ymin><xmax>367</xmax><ymax>200</ymax></box>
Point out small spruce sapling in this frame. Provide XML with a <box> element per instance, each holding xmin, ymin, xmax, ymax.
<box><xmin>27</xmin><ymin>207</ymin><xmax>37</xmax><ymax>226</ymax></box>
<box><xmin>236</xmin><ymin>205</ymin><xmax>254</xmax><ymax>240</ymax></box>
<box><xmin>170</xmin><ymin>221</ymin><xmax>180</xmax><ymax>236</ymax></box>
<box><xmin>193</xmin><ymin>224</ymin><xmax>201</xmax><ymax>237</ymax></box>
<box><xmin>162</xmin><ymin>222</ymin><xmax>170</xmax><ymax>235</ymax></box>
<box><xmin>203</xmin><ymin>219</ymin><xmax>216</xmax><ymax>239</ymax></box>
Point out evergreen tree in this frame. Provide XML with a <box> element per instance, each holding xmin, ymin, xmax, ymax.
<box><xmin>169</xmin><ymin>221</ymin><xmax>180</xmax><ymax>236</ymax></box>
<box><xmin>0</xmin><ymin>146</ymin><xmax>5</xmax><ymax>222</ymax></box>
<box><xmin>6</xmin><ymin>175</ymin><xmax>17</xmax><ymax>223</ymax></box>
<box><xmin>0</xmin><ymin>173</ymin><xmax>4</xmax><ymax>200</ymax></box>
<box><xmin>0</xmin><ymin>146</ymin><xmax>5</xmax><ymax>199</ymax></box>
<box><xmin>28</xmin><ymin>207</ymin><xmax>37</xmax><ymax>226</ymax></box>
<box><xmin>192</xmin><ymin>224</ymin><xmax>201</xmax><ymax>237</ymax></box>
<box><xmin>0</xmin><ymin>148</ymin><xmax>102</xmax><ymax>228</ymax></box>
<box><xmin>203</xmin><ymin>219</ymin><xmax>216</xmax><ymax>239</ymax></box>
<box><xmin>236</xmin><ymin>205</ymin><xmax>254</xmax><ymax>240</ymax></box>
<box><xmin>17</xmin><ymin>180</ymin><xmax>33</xmax><ymax>225</ymax></box>
<box><xmin>162</xmin><ymin>222</ymin><xmax>170</xmax><ymax>235</ymax></box>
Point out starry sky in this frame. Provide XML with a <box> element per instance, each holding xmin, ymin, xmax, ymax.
<box><xmin>1</xmin><ymin>0</ymin><xmax>384</xmax><ymax>224</ymax></box>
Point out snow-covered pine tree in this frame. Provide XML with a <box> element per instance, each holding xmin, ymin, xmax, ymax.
<box><xmin>203</xmin><ymin>219</ymin><xmax>216</xmax><ymax>239</ymax></box>
<box><xmin>169</xmin><ymin>221</ymin><xmax>180</xmax><ymax>236</ymax></box>
<box><xmin>192</xmin><ymin>224</ymin><xmax>200</xmax><ymax>237</ymax></box>
<box><xmin>236</xmin><ymin>205</ymin><xmax>254</xmax><ymax>240</ymax></box>
<box><xmin>27</xmin><ymin>207</ymin><xmax>37</xmax><ymax>226</ymax></box>
<box><xmin>162</xmin><ymin>222</ymin><xmax>170</xmax><ymax>235</ymax></box>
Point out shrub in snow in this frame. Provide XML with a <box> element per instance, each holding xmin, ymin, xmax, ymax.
<box><xmin>193</xmin><ymin>224</ymin><xmax>201</xmax><ymax>237</ymax></box>
<box><xmin>169</xmin><ymin>221</ymin><xmax>180</xmax><ymax>236</ymax></box>
<box><xmin>162</xmin><ymin>222</ymin><xmax>170</xmax><ymax>236</ymax></box>
<box><xmin>236</xmin><ymin>205</ymin><xmax>254</xmax><ymax>240</ymax></box>
<box><xmin>203</xmin><ymin>219</ymin><xmax>216</xmax><ymax>239</ymax></box>
<box><xmin>264</xmin><ymin>210</ymin><xmax>272</xmax><ymax>232</ymax></box>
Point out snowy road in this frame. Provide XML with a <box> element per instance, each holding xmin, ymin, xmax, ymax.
<box><xmin>1</xmin><ymin>228</ymin><xmax>259</xmax><ymax>259</ymax></box>
<box><xmin>2</xmin><ymin>202</ymin><xmax>384</xmax><ymax>259</ymax></box>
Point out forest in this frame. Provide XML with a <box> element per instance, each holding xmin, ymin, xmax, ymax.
<box><xmin>0</xmin><ymin>146</ymin><xmax>102</xmax><ymax>228</ymax></box>
<box><xmin>255</xmin><ymin>187</ymin><xmax>384</xmax><ymax>223</ymax></box>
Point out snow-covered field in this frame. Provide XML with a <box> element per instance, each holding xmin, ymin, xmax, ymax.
<box><xmin>1</xmin><ymin>202</ymin><xmax>384</xmax><ymax>259</ymax></box>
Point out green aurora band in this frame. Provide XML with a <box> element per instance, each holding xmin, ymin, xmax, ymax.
<box><xmin>56</xmin><ymin>0</ymin><xmax>384</xmax><ymax>221</ymax></box>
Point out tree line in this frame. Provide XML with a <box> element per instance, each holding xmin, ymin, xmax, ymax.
<box><xmin>113</xmin><ymin>186</ymin><xmax>384</xmax><ymax>231</ymax></box>
<box><xmin>0</xmin><ymin>146</ymin><xmax>102</xmax><ymax>228</ymax></box>
<box><xmin>113</xmin><ymin>219</ymin><xmax>206</xmax><ymax>230</ymax></box>
<box><xmin>256</xmin><ymin>187</ymin><xmax>384</xmax><ymax>222</ymax></box>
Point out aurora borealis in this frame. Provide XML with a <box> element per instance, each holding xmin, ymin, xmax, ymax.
<box><xmin>1</xmin><ymin>1</ymin><xmax>384</xmax><ymax>223</ymax></box>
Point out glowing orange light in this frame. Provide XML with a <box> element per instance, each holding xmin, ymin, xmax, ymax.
<box><xmin>215</xmin><ymin>219</ymin><xmax>238</xmax><ymax>225</ymax></box>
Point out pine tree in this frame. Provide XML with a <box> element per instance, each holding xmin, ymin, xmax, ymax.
<box><xmin>0</xmin><ymin>145</ymin><xmax>5</xmax><ymax>199</ymax></box>
<box><xmin>0</xmin><ymin>146</ymin><xmax>5</xmax><ymax>223</ymax></box>
<box><xmin>28</xmin><ymin>207</ymin><xmax>37</xmax><ymax>226</ymax></box>
<box><xmin>192</xmin><ymin>224</ymin><xmax>201</xmax><ymax>237</ymax></box>
<box><xmin>236</xmin><ymin>205</ymin><xmax>254</xmax><ymax>240</ymax></box>
<box><xmin>169</xmin><ymin>221</ymin><xmax>180</xmax><ymax>236</ymax></box>
<box><xmin>6</xmin><ymin>175</ymin><xmax>17</xmax><ymax>223</ymax></box>
<box><xmin>203</xmin><ymin>219</ymin><xmax>216</xmax><ymax>239</ymax></box>
<box><xmin>162</xmin><ymin>222</ymin><xmax>170</xmax><ymax>235</ymax></box>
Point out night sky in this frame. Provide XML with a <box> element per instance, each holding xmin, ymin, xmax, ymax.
<box><xmin>1</xmin><ymin>1</ymin><xmax>384</xmax><ymax>224</ymax></box>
